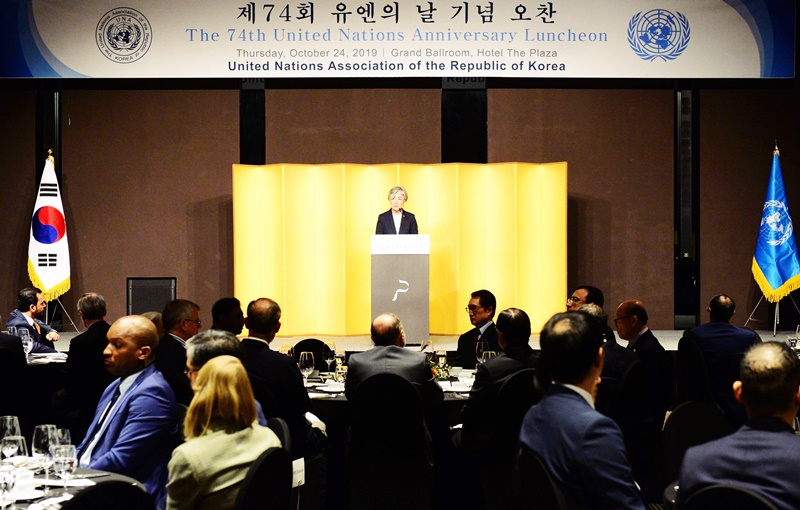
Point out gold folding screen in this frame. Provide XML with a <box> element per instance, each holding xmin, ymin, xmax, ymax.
<box><xmin>233</xmin><ymin>163</ymin><xmax>567</xmax><ymax>337</ymax></box>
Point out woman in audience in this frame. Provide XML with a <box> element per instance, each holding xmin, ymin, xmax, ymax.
<box><xmin>167</xmin><ymin>355</ymin><xmax>282</xmax><ymax>509</ymax></box>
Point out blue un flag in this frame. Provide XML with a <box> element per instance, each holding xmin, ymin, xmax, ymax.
<box><xmin>753</xmin><ymin>148</ymin><xmax>800</xmax><ymax>302</ymax></box>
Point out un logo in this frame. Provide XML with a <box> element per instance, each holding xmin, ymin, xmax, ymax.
<box><xmin>628</xmin><ymin>9</ymin><xmax>690</xmax><ymax>61</ymax></box>
<box><xmin>96</xmin><ymin>8</ymin><xmax>152</xmax><ymax>63</ymax></box>
<box><xmin>760</xmin><ymin>200</ymin><xmax>794</xmax><ymax>247</ymax></box>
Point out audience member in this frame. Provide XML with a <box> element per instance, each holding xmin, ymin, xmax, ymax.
<box><xmin>63</xmin><ymin>293</ymin><xmax>115</xmax><ymax>442</ymax></box>
<box><xmin>0</xmin><ymin>315</ymin><xmax>25</xmax><ymax>359</ymax></box>
<box><xmin>457</xmin><ymin>289</ymin><xmax>500</xmax><ymax>369</ymax></box>
<box><xmin>677</xmin><ymin>294</ymin><xmax>762</xmax><ymax>427</ymax></box>
<box><xmin>677</xmin><ymin>342</ymin><xmax>800</xmax><ymax>510</ymax></box>
<box><xmin>76</xmin><ymin>315</ymin><xmax>178</xmax><ymax>510</ymax></box>
<box><xmin>345</xmin><ymin>312</ymin><xmax>444</xmax><ymax>408</ymax></box>
<box><xmin>155</xmin><ymin>300</ymin><xmax>201</xmax><ymax>406</ymax></box>
<box><xmin>185</xmin><ymin>329</ymin><xmax>267</xmax><ymax>426</ymax></box>
<box><xmin>568</xmin><ymin>285</ymin><xmax>616</xmax><ymax>341</ymax></box>
<box><xmin>166</xmin><ymin>355</ymin><xmax>281</xmax><ymax>510</ymax></box>
<box><xmin>142</xmin><ymin>311</ymin><xmax>165</xmax><ymax>339</ymax></box>
<box><xmin>519</xmin><ymin>311</ymin><xmax>646</xmax><ymax>510</ymax></box>
<box><xmin>5</xmin><ymin>287</ymin><xmax>59</xmax><ymax>353</ymax></box>
<box><xmin>240</xmin><ymin>297</ymin><xmax>325</xmax><ymax>459</ymax></box>
<box><xmin>210</xmin><ymin>297</ymin><xmax>245</xmax><ymax>336</ymax></box>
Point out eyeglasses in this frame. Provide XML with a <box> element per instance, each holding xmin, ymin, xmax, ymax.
<box><xmin>184</xmin><ymin>367</ymin><xmax>199</xmax><ymax>377</ymax></box>
<box><xmin>568</xmin><ymin>296</ymin><xmax>584</xmax><ymax>303</ymax></box>
<box><xmin>465</xmin><ymin>305</ymin><xmax>484</xmax><ymax>313</ymax></box>
<box><xmin>183</xmin><ymin>319</ymin><xmax>202</xmax><ymax>326</ymax></box>
<box><xmin>613</xmin><ymin>316</ymin><xmax>632</xmax><ymax>324</ymax></box>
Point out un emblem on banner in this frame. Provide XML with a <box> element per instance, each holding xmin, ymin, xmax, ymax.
<box><xmin>760</xmin><ymin>200</ymin><xmax>794</xmax><ymax>247</ymax></box>
<box><xmin>96</xmin><ymin>8</ymin><xmax>152</xmax><ymax>63</ymax></box>
<box><xmin>628</xmin><ymin>9</ymin><xmax>690</xmax><ymax>61</ymax></box>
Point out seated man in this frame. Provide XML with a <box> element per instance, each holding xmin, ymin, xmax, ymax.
<box><xmin>210</xmin><ymin>297</ymin><xmax>245</xmax><ymax>336</ymax></box>
<box><xmin>76</xmin><ymin>315</ymin><xmax>178</xmax><ymax>510</ymax></box>
<box><xmin>457</xmin><ymin>289</ymin><xmax>501</xmax><ymax>369</ymax></box>
<box><xmin>345</xmin><ymin>312</ymin><xmax>443</xmax><ymax>409</ymax></box>
<box><xmin>520</xmin><ymin>311</ymin><xmax>645</xmax><ymax>510</ymax></box>
<box><xmin>677</xmin><ymin>342</ymin><xmax>800</xmax><ymax>510</ymax></box>
<box><xmin>6</xmin><ymin>287</ymin><xmax>59</xmax><ymax>353</ymax></box>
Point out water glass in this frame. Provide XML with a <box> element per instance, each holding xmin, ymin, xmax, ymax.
<box><xmin>0</xmin><ymin>418</ymin><xmax>20</xmax><ymax>442</ymax></box>
<box><xmin>32</xmin><ymin>425</ymin><xmax>56</xmax><ymax>495</ymax></box>
<box><xmin>334</xmin><ymin>351</ymin><xmax>345</xmax><ymax>367</ymax></box>
<box><xmin>298</xmin><ymin>352</ymin><xmax>315</xmax><ymax>384</ymax></box>
<box><xmin>52</xmin><ymin>445</ymin><xmax>77</xmax><ymax>493</ymax></box>
<box><xmin>480</xmin><ymin>350</ymin><xmax>497</xmax><ymax>364</ymax></box>
<box><xmin>1</xmin><ymin>436</ymin><xmax>27</xmax><ymax>461</ymax></box>
<box><xmin>475</xmin><ymin>341</ymin><xmax>489</xmax><ymax>364</ymax></box>
<box><xmin>56</xmin><ymin>429</ymin><xmax>71</xmax><ymax>446</ymax></box>
<box><xmin>19</xmin><ymin>329</ymin><xmax>33</xmax><ymax>361</ymax></box>
<box><xmin>335</xmin><ymin>365</ymin><xmax>348</xmax><ymax>384</ymax></box>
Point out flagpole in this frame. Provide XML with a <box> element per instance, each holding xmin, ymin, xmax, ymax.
<box><xmin>56</xmin><ymin>298</ymin><xmax>80</xmax><ymax>333</ymax></box>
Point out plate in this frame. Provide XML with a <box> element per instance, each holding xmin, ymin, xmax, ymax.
<box><xmin>315</xmin><ymin>385</ymin><xmax>345</xmax><ymax>393</ymax></box>
<box><xmin>12</xmin><ymin>489</ymin><xmax>43</xmax><ymax>501</ymax></box>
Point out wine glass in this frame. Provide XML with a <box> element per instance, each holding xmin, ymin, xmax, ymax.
<box><xmin>0</xmin><ymin>418</ymin><xmax>20</xmax><ymax>442</ymax></box>
<box><xmin>5</xmin><ymin>327</ymin><xmax>16</xmax><ymax>337</ymax></box>
<box><xmin>298</xmin><ymin>352</ymin><xmax>315</xmax><ymax>385</ymax></box>
<box><xmin>32</xmin><ymin>424</ymin><xmax>56</xmax><ymax>493</ymax></box>
<box><xmin>334</xmin><ymin>350</ymin><xmax>345</xmax><ymax>367</ymax></box>
<box><xmin>323</xmin><ymin>342</ymin><xmax>336</xmax><ymax>374</ymax></box>
<box><xmin>475</xmin><ymin>340</ymin><xmax>489</xmax><ymax>364</ymax></box>
<box><xmin>0</xmin><ymin>464</ymin><xmax>15</xmax><ymax>508</ymax></box>
<box><xmin>480</xmin><ymin>350</ymin><xmax>497</xmax><ymax>364</ymax></box>
<box><xmin>279</xmin><ymin>344</ymin><xmax>294</xmax><ymax>358</ymax></box>
<box><xmin>19</xmin><ymin>329</ymin><xmax>33</xmax><ymax>362</ymax></box>
<box><xmin>52</xmin><ymin>445</ymin><xmax>77</xmax><ymax>493</ymax></box>
<box><xmin>1</xmin><ymin>435</ymin><xmax>27</xmax><ymax>461</ymax></box>
<box><xmin>56</xmin><ymin>429</ymin><xmax>71</xmax><ymax>446</ymax></box>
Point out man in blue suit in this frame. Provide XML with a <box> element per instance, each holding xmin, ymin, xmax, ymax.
<box><xmin>5</xmin><ymin>287</ymin><xmax>59</xmax><ymax>353</ymax></box>
<box><xmin>677</xmin><ymin>342</ymin><xmax>800</xmax><ymax>510</ymax></box>
<box><xmin>77</xmin><ymin>315</ymin><xmax>178</xmax><ymax>510</ymax></box>
<box><xmin>519</xmin><ymin>311</ymin><xmax>646</xmax><ymax>510</ymax></box>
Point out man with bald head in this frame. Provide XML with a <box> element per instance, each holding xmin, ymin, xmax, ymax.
<box><xmin>677</xmin><ymin>342</ymin><xmax>800</xmax><ymax>510</ymax></box>
<box><xmin>345</xmin><ymin>313</ymin><xmax>443</xmax><ymax>407</ymax></box>
<box><xmin>77</xmin><ymin>315</ymin><xmax>178</xmax><ymax>510</ymax></box>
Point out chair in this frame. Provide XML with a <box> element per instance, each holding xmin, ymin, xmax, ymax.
<box><xmin>679</xmin><ymin>484</ymin><xmax>778</xmax><ymax>510</ymax></box>
<box><xmin>346</xmin><ymin>373</ymin><xmax>433</xmax><ymax>510</ymax></box>
<box><xmin>234</xmin><ymin>447</ymin><xmax>293</xmax><ymax>510</ymax></box>
<box><xmin>0</xmin><ymin>348</ymin><xmax>26</xmax><ymax>417</ymax></box>
<box><xmin>60</xmin><ymin>479</ymin><xmax>154</xmax><ymax>510</ymax></box>
<box><xmin>292</xmin><ymin>339</ymin><xmax>330</xmax><ymax>372</ymax></box>
<box><xmin>267</xmin><ymin>416</ymin><xmax>292</xmax><ymax>454</ymax></box>
<box><xmin>516</xmin><ymin>444</ymin><xmax>568</xmax><ymax>510</ymax></box>
<box><xmin>661</xmin><ymin>400</ymin><xmax>734</xmax><ymax>485</ymax></box>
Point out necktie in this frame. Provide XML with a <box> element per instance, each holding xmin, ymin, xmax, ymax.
<box><xmin>78</xmin><ymin>386</ymin><xmax>121</xmax><ymax>459</ymax></box>
<box><xmin>34</xmin><ymin>322</ymin><xmax>41</xmax><ymax>335</ymax></box>
<box><xmin>472</xmin><ymin>328</ymin><xmax>481</xmax><ymax>350</ymax></box>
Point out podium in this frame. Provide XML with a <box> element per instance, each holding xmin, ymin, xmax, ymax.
<box><xmin>371</xmin><ymin>235</ymin><xmax>429</xmax><ymax>345</ymax></box>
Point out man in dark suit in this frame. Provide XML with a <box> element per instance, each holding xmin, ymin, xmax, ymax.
<box><xmin>5</xmin><ymin>287</ymin><xmax>59</xmax><ymax>353</ymax></box>
<box><xmin>457</xmin><ymin>289</ymin><xmax>501</xmax><ymax>369</ymax></box>
<box><xmin>241</xmin><ymin>297</ymin><xmax>325</xmax><ymax>459</ymax></box>
<box><xmin>677</xmin><ymin>294</ymin><xmax>761</xmax><ymax>427</ymax></box>
<box><xmin>375</xmin><ymin>185</ymin><xmax>419</xmax><ymax>234</ymax></box>
<box><xmin>154</xmin><ymin>299</ymin><xmax>200</xmax><ymax>406</ymax></box>
<box><xmin>63</xmin><ymin>293</ymin><xmax>115</xmax><ymax>443</ymax></box>
<box><xmin>210</xmin><ymin>297</ymin><xmax>245</xmax><ymax>335</ymax></box>
<box><xmin>77</xmin><ymin>315</ymin><xmax>178</xmax><ymax>510</ymax></box>
<box><xmin>345</xmin><ymin>312</ymin><xmax>443</xmax><ymax>408</ymax></box>
<box><xmin>567</xmin><ymin>284</ymin><xmax>617</xmax><ymax>341</ymax></box>
<box><xmin>520</xmin><ymin>311</ymin><xmax>646</xmax><ymax>510</ymax></box>
<box><xmin>677</xmin><ymin>342</ymin><xmax>800</xmax><ymax>510</ymax></box>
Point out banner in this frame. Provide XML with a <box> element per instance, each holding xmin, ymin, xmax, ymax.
<box><xmin>752</xmin><ymin>148</ymin><xmax>800</xmax><ymax>302</ymax></box>
<box><xmin>28</xmin><ymin>155</ymin><xmax>71</xmax><ymax>301</ymax></box>
<box><xmin>0</xmin><ymin>0</ymin><xmax>794</xmax><ymax>79</ymax></box>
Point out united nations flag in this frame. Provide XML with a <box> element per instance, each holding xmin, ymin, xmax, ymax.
<box><xmin>753</xmin><ymin>147</ymin><xmax>800</xmax><ymax>302</ymax></box>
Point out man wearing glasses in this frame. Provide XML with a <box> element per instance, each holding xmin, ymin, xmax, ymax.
<box><xmin>154</xmin><ymin>299</ymin><xmax>201</xmax><ymax>406</ymax></box>
<box><xmin>457</xmin><ymin>289</ymin><xmax>500</xmax><ymax>369</ymax></box>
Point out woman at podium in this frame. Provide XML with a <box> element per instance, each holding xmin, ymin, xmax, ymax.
<box><xmin>375</xmin><ymin>185</ymin><xmax>419</xmax><ymax>235</ymax></box>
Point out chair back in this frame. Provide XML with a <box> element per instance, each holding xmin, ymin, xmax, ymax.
<box><xmin>0</xmin><ymin>347</ymin><xmax>25</xmax><ymax>417</ymax></box>
<box><xmin>234</xmin><ymin>447</ymin><xmax>293</xmax><ymax>510</ymax></box>
<box><xmin>267</xmin><ymin>416</ymin><xmax>292</xmax><ymax>454</ymax></box>
<box><xmin>292</xmin><ymin>338</ymin><xmax>329</xmax><ymax>372</ymax></box>
<box><xmin>516</xmin><ymin>444</ymin><xmax>568</xmax><ymax>510</ymax></box>
<box><xmin>347</xmin><ymin>373</ymin><xmax>432</xmax><ymax>510</ymax></box>
<box><xmin>662</xmin><ymin>400</ymin><xmax>734</xmax><ymax>484</ymax></box>
<box><xmin>494</xmin><ymin>368</ymin><xmax>540</xmax><ymax>455</ymax></box>
<box><xmin>60</xmin><ymin>479</ymin><xmax>154</xmax><ymax>510</ymax></box>
<box><xmin>679</xmin><ymin>484</ymin><xmax>778</xmax><ymax>510</ymax></box>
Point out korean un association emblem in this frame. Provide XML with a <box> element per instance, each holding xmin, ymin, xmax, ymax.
<box><xmin>760</xmin><ymin>200</ymin><xmax>794</xmax><ymax>247</ymax></box>
<box><xmin>628</xmin><ymin>9</ymin><xmax>690</xmax><ymax>61</ymax></box>
<box><xmin>96</xmin><ymin>8</ymin><xmax>152</xmax><ymax>63</ymax></box>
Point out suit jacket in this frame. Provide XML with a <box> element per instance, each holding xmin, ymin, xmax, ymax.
<box><xmin>65</xmin><ymin>320</ymin><xmax>116</xmax><ymax>443</ymax></box>
<box><xmin>375</xmin><ymin>209</ymin><xmax>418</xmax><ymax>234</ymax></box>
<box><xmin>460</xmin><ymin>343</ymin><xmax>539</xmax><ymax>456</ymax></box>
<box><xmin>0</xmin><ymin>333</ymin><xmax>26</xmax><ymax>416</ymax></box>
<box><xmin>627</xmin><ymin>328</ymin><xmax>672</xmax><ymax>410</ymax></box>
<box><xmin>345</xmin><ymin>345</ymin><xmax>444</xmax><ymax>409</ymax></box>
<box><xmin>677</xmin><ymin>417</ymin><xmax>800</xmax><ymax>510</ymax></box>
<box><xmin>596</xmin><ymin>338</ymin><xmax>639</xmax><ymax>421</ymax></box>
<box><xmin>677</xmin><ymin>322</ymin><xmax>761</xmax><ymax>428</ymax></box>
<box><xmin>78</xmin><ymin>363</ymin><xmax>178</xmax><ymax>509</ymax></box>
<box><xmin>456</xmin><ymin>322</ymin><xmax>501</xmax><ymax>369</ymax></box>
<box><xmin>5</xmin><ymin>309</ymin><xmax>57</xmax><ymax>353</ymax></box>
<box><xmin>519</xmin><ymin>385</ymin><xmax>646</xmax><ymax>510</ymax></box>
<box><xmin>167</xmin><ymin>425</ymin><xmax>282</xmax><ymax>510</ymax></box>
<box><xmin>154</xmin><ymin>333</ymin><xmax>193</xmax><ymax>406</ymax></box>
<box><xmin>241</xmin><ymin>338</ymin><xmax>317</xmax><ymax>459</ymax></box>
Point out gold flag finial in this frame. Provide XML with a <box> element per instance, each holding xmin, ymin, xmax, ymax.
<box><xmin>47</xmin><ymin>148</ymin><xmax>55</xmax><ymax>163</ymax></box>
<box><xmin>774</xmin><ymin>141</ymin><xmax>779</xmax><ymax>156</ymax></box>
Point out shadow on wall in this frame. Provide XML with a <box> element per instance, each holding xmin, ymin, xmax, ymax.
<box><xmin>567</xmin><ymin>194</ymin><xmax>612</xmax><ymax>303</ymax></box>
<box><xmin>188</xmin><ymin>195</ymin><xmax>234</xmax><ymax>303</ymax></box>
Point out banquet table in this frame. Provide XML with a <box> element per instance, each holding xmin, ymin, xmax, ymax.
<box><xmin>10</xmin><ymin>467</ymin><xmax>146</xmax><ymax>509</ymax></box>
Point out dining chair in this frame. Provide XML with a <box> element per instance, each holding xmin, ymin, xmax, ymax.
<box><xmin>60</xmin><ymin>479</ymin><xmax>154</xmax><ymax>509</ymax></box>
<box><xmin>267</xmin><ymin>416</ymin><xmax>292</xmax><ymax>454</ymax></box>
<box><xmin>678</xmin><ymin>484</ymin><xmax>778</xmax><ymax>510</ymax></box>
<box><xmin>292</xmin><ymin>338</ymin><xmax>329</xmax><ymax>372</ymax></box>
<box><xmin>234</xmin><ymin>447</ymin><xmax>293</xmax><ymax>510</ymax></box>
<box><xmin>516</xmin><ymin>444</ymin><xmax>568</xmax><ymax>510</ymax></box>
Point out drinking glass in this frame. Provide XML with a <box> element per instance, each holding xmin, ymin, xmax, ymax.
<box><xmin>323</xmin><ymin>342</ymin><xmax>336</xmax><ymax>374</ymax></box>
<box><xmin>52</xmin><ymin>445</ymin><xmax>77</xmax><ymax>493</ymax></box>
<box><xmin>0</xmin><ymin>464</ymin><xmax>15</xmax><ymax>508</ymax></box>
<box><xmin>5</xmin><ymin>327</ymin><xmax>16</xmax><ymax>337</ymax></box>
<box><xmin>298</xmin><ymin>352</ymin><xmax>315</xmax><ymax>385</ymax></box>
<box><xmin>480</xmin><ymin>350</ymin><xmax>497</xmax><ymax>364</ymax></box>
<box><xmin>56</xmin><ymin>429</ymin><xmax>71</xmax><ymax>446</ymax></box>
<box><xmin>32</xmin><ymin>424</ymin><xmax>56</xmax><ymax>492</ymax></box>
<box><xmin>475</xmin><ymin>340</ymin><xmax>489</xmax><ymax>364</ymax></box>
<box><xmin>423</xmin><ymin>339</ymin><xmax>435</xmax><ymax>362</ymax></box>
<box><xmin>436</xmin><ymin>350</ymin><xmax>448</xmax><ymax>366</ymax></box>
<box><xmin>279</xmin><ymin>344</ymin><xmax>294</xmax><ymax>358</ymax></box>
<box><xmin>1</xmin><ymin>436</ymin><xmax>27</xmax><ymax>461</ymax></box>
<box><xmin>0</xmin><ymin>418</ymin><xmax>20</xmax><ymax>442</ymax></box>
<box><xmin>334</xmin><ymin>350</ymin><xmax>345</xmax><ymax>367</ymax></box>
<box><xmin>19</xmin><ymin>329</ymin><xmax>33</xmax><ymax>362</ymax></box>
